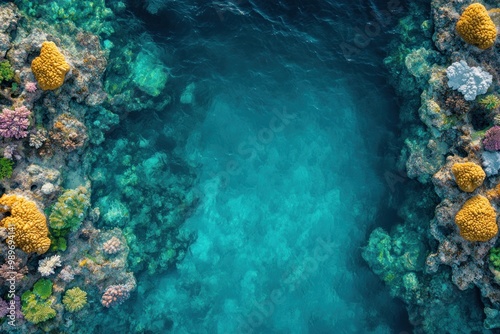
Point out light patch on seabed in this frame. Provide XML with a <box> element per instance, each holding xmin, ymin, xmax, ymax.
<box><xmin>146</xmin><ymin>76</ymin><xmax>393</xmax><ymax>333</ymax></box>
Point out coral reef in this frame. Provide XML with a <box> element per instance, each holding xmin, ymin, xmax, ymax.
<box><xmin>451</xmin><ymin>161</ymin><xmax>485</xmax><ymax>192</ymax></box>
<box><xmin>49</xmin><ymin>186</ymin><xmax>90</xmax><ymax>232</ymax></box>
<box><xmin>38</xmin><ymin>255</ymin><xmax>62</xmax><ymax>277</ymax></box>
<box><xmin>483</xmin><ymin>126</ymin><xmax>500</xmax><ymax>151</ymax></box>
<box><xmin>102</xmin><ymin>236</ymin><xmax>122</xmax><ymax>255</ymax></box>
<box><xmin>62</xmin><ymin>287</ymin><xmax>87</xmax><ymax>312</ymax></box>
<box><xmin>0</xmin><ymin>194</ymin><xmax>51</xmax><ymax>254</ymax></box>
<box><xmin>0</xmin><ymin>105</ymin><xmax>31</xmax><ymax>139</ymax></box>
<box><xmin>455</xmin><ymin>3</ymin><xmax>497</xmax><ymax>50</ymax></box>
<box><xmin>446</xmin><ymin>60</ymin><xmax>492</xmax><ymax>101</ymax></box>
<box><xmin>364</xmin><ymin>0</ymin><xmax>500</xmax><ymax>332</ymax></box>
<box><xmin>31</xmin><ymin>41</ymin><xmax>70</xmax><ymax>90</ymax></box>
<box><xmin>101</xmin><ymin>284</ymin><xmax>131</xmax><ymax>308</ymax></box>
<box><xmin>455</xmin><ymin>195</ymin><xmax>497</xmax><ymax>242</ymax></box>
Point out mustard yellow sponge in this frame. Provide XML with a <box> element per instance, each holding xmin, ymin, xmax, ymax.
<box><xmin>451</xmin><ymin>162</ymin><xmax>486</xmax><ymax>192</ymax></box>
<box><xmin>0</xmin><ymin>194</ymin><xmax>50</xmax><ymax>254</ymax></box>
<box><xmin>455</xmin><ymin>195</ymin><xmax>498</xmax><ymax>242</ymax></box>
<box><xmin>456</xmin><ymin>3</ymin><xmax>497</xmax><ymax>50</ymax></box>
<box><xmin>31</xmin><ymin>41</ymin><xmax>70</xmax><ymax>90</ymax></box>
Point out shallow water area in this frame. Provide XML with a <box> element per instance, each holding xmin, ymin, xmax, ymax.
<box><xmin>125</xmin><ymin>0</ymin><xmax>411</xmax><ymax>332</ymax></box>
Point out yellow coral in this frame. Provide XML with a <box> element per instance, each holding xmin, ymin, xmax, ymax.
<box><xmin>455</xmin><ymin>195</ymin><xmax>498</xmax><ymax>242</ymax></box>
<box><xmin>0</xmin><ymin>194</ymin><xmax>50</xmax><ymax>254</ymax></box>
<box><xmin>456</xmin><ymin>3</ymin><xmax>497</xmax><ymax>50</ymax></box>
<box><xmin>488</xmin><ymin>183</ymin><xmax>500</xmax><ymax>201</ymax></box>
<box><xmin>62</xmin><ymin>287</ymin><xmax>87</xmax><ymax>312</ymax></box>
<box><xmin>451</xmin><ymin>162</ymin><xmax>485</xmax><ymax>192</ymax></box>
<box><xmin>31</xmin><ymin>41</ymin><xmax>70</xmax><ymax>90</ymax></box>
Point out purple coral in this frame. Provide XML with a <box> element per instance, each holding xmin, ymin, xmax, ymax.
<box><xmin>0</xmin><ymin>106</ymin><xmax>30</xmax><ymax>139</ymax></box>
<box><xmin>483</xmin><ymin>126</ymin><xmax>500</xmax><ymax>151</ymax></box>
<box><xmin>0</xmin><ymin>298</ymin><xmax>8</xmax><ymax>318</ymax></box>
<box><xmin>101</xmin><ymin>284</ymin><xmax>131</xmax><ymax>308</ymax></box>
<box><xmin>0</xmin><ymin>296</ymin><xmax>23</xmax><ymax>319</ymax></box>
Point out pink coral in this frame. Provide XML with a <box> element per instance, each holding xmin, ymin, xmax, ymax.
<box><xmin>103</xmin><ymin>237</ymin><xmax>122</xmax><ymax>255</ymax></box>
<box><xmin>0</xmin><ymin>106</ymin><xmax>30</xmax><ymax>139</ymax></box>
<box><xmin>101</xmin><ymin>284</ymin><xmax>131</xmax><ymax>308</ymax></box>
<box><xmin>24</xmin><ymin>82</ymin><xmax>37</xmax><ymax>93</ymax></box>
<box><xmin>483</xmin><ymin>126</ymin><xmax>500</xmax><ymax>151</ymax></box>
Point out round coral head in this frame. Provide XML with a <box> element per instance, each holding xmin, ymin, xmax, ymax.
<box><xmin>456</xmin><ymin>3</ymin><xmax>497</xmax><ymax>50</ymax></box>
<box><xmin>455</xmin><ymin>195</ymin><xmax>498</xmax><ymax>242</ymax></box>
<box><xmin>452</xmin><ymin>162</ymin><xmax>486</xmax><ymax>192</ymax></box>
<box><xmin>31</xmin><ymin>41</ymin><xmax>70</xmax><ymax>90</ymax></box>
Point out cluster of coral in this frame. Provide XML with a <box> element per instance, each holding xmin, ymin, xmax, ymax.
<box><xmin>363</xmin><ymin>1</ymin><xmax>500</xmax><ymax>332</ymax></box>
<box><xmin>0</xmin><ymin>0</ymin><xmax>200</xmax><ymax>331</ymax></box>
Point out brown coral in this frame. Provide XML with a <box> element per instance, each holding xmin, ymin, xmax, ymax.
<box><xmin>50</xmin><ymin>113</ymin><xmax>88</xmax><ymax>151</ymax></box>
<box><xmin>456</xmin><ymin>3</ymin><xmax>497</xmax><ymax>50</ymax></box>
<box><xmin>455</xmin><ymin>195</ymin><xmax>498</xmax><ymax>242</ymax></box>
<box><xmin>0</xmin><ymin>194</ymin><xmax>51</xmax><ymax>254</ymax></box>
<box><xmin>31</xmin><ymin>41</ymin><xmax>70</xmax><ymax>90</ymax></box>
<box><xmin>451</xmin><ymin>162</ymin><xmax>486</xmax><ymax>192</ymax></box>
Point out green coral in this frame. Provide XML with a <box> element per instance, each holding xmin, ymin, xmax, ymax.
<box><xmin>21</xmin><ymin>283</ymin><xmax>55</xmax><ymax>324</ymax></box>
<box><xmin>0</xmin><ymin>60</ymin><xmax>14</xmax><ymax>83</ymax></box>
<box><xmin>490</xmin><ymin>247</ymin><xmax>500</xmax><ymax>270</ymax></box>
<box><xmin>49</xmin><ymin>186</ymin><xmax>90</xmax><ymax>232</ymax></box>
<box><xmin>49</xmin><ymin>235</ymin><xmax>67</xmax><ymax>252</ymax></box>
<box><xmin>0</xmin><ymin>157</ymin><xmax>13</xmax><ymax>180</ymax></box>
<box><xmin>479</xmin><ymin>94</ymin><xmax>500</xmax><ymax>110</ymax></box>
<box><xmin>62</xmin><ymin>287</ymin><xmax>87</xmax><ymax>312</ymax></box>
<box><xmin>33</xmin><ymin>278</ymin><xmax>53</xmax><ymax>300</ymax></box>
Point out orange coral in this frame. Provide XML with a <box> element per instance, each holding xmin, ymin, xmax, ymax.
<box><xmin>451</xmin><ymin>162</ymin><xmax>485</xmax><ymax>192</ymax></box>
<box><xmin>0</xmin><ymin>194</ymin><xmax>50</xmax><ymax>254</ymax></box>
<box><xmin>456</xmin><ymin>3</ymin><xmax>497</xmax><ymax>49</ymax></box>
<box><xmin>455</xmin><ymin>195</ymin><xmax>498</xmax><ymax>242</ymax></box>
<box><xmin>31</xmin><ymin>41</ymin><xmax>70</xmax><ymax>90</ymax></box>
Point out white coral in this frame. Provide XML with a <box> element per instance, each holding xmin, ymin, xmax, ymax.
<box><xmin>38</xmin><ymin>255</ymin><xmax>62</xmax><ymax>277</ymax></box>
<box><xmin>58</xmin><ymin>266</ymin><xmax>75</xmax><ymax>282</ymax></box>
<box><xmin>482</xmin><ymin>151</ymin><xmax>500</xmax><ymax>176</ymax></box>
<box><xmin>446</xmin><ymin>60</ymin><xmax>492</xmax><ymax>101</ymax></box>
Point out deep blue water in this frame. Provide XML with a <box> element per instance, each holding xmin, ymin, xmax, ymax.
<box><xmin>123</xmin><ymin>0</ymin><xmax>410</xmax><ymax>332</ymax></box>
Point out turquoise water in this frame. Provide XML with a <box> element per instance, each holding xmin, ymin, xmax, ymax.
<box><xmin>99</xmin><ymin>0</ymin><xmax>412</xmax><ymax>332</ymax></box>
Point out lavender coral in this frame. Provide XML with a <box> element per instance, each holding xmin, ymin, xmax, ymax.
<box><xmin>0</xmin><ymin>106</ymin><xmax>30</xmax><ymax>139</ymax></box>
<box><xmin>484</xmin><ymin>126</ymin><xmax>500</xmax><ymax>151</ymax></box>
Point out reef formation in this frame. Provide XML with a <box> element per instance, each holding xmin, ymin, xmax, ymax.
<box><xmin>363</xmin><ymin>1</ymin><xmax>500</xmax><ymax>332</ymax></box>
<box><xmin>0</xmin><ymin>1</ymin><xmax>197</xmax><ymax>332</ymax></box>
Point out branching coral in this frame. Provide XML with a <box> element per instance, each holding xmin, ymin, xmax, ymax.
<box><xmin>101</xmin><ymin>284</ymin><xmax>131</xmax><ymax>308</ymax></box>
<box><xmin>38</xmin><ymin>255</ymin><xmax>62</xmax><ymax>277</ymax></box>
<box><xmin>456</xmin><ymin>3</ymin><xmax>497</xmax><ymax>50</ymax></box>
<box><xmin>62</xmin><ymin>287</ymin><xmax>87</xmax><ymax>312</ymax></box>
<box><xmin>451</xmin><ymin>162</ymin><xmax>486</xmax><ymax>192</ymax></box>
<box><xmin>0</xmin><ymin>106</ymin><xmax>31</xmax><ymax>139</ymax></box>
<box><xmin>21</xmin><ymin>290</ymin><xmax>55</xmax><ymax>324</ymax></box>
<box><xmin>0</xmin><ymin>194</ymin><xmax>51</xmax><ymax>254</ymax></box>
<box><xmin>31</xmin><ymin>41</ymin><xmax>70</xmax><ymax>90</ymax></box>
<box><xmin>103</xmin><ymin>236</ymin><xmax>122</xmax><ymax>255</ymax></box>
<box><xmin>455</xmin><ymin>195</ymin><xmax>498</xmax><ymax>242</ymax></box>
